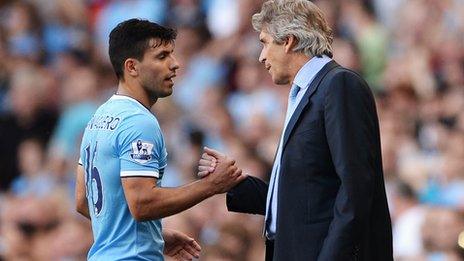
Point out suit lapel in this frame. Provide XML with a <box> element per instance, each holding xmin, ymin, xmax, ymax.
<box><xmin>281</xmin><ymin>61</ymin><xmax>339</xmax><ymax>151</ymax></box>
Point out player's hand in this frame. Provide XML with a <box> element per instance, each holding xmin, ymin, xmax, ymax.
<box><xmin>197</xmin><ymin>150</ymin><xmax>217</xmax><ymax>178</ymax></box>
<box><xmin>203</xmin><ymin>147</ymin><xmax>247</xmax><ymax>194</ymax></box>
<box><xmin>163</xmin><ymin>229</ymin><xmax>201</xmax><ymax>261</ymax></box>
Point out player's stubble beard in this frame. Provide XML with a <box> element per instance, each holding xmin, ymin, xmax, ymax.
<box><xmin>142</xmin><ymin>81</ymin><xmax>172</xmax><ymax>104</ymax></box>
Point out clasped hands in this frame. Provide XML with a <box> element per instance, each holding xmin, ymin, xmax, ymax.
<box><xmin>163</xmin><ymin>148</ymin><xmax>245</xmax><ymax>260</ymax></box>
<box><xmin>197</xmin><ymin>147</ymin><xmax>246</xmax><ymax>194</ymax></box>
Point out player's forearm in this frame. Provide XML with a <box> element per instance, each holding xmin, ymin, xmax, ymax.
<box><xmin>130</xmin><ymin>179</ymin><xmax>215</xmax><ymax>221</ymax></box>
<box><xmin>75</xmin><ymin>165</ymin><xmax>91</xmax><ymax>219</ymax></box>
<box><xmin>76</xmin><ymin>200</ymin><xmax>91</xmax><ymax>220</ymax></box>
<box><xmin>76</xmin><ymin>189</ymin><xmax>90</xmax><ymax>219</ymax></box>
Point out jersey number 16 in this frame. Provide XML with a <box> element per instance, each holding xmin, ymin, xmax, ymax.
<box><xmin>84</xmin><ymin>143</ymin><xmax>103</xmax><ymax>216</ymax></box>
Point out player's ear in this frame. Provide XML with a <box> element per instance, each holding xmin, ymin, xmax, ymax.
<box><xmin>125</xmin><ymin>58</ymin><xmax>139</xmax><ymax>78</ymax></box>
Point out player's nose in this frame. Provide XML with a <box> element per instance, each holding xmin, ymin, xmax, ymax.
<box><xmin>170</xmin><ymin>56</ymin><xmax>180</xmax><ymax>71</ymax></box>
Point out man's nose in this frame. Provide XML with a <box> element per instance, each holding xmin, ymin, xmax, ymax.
<box><xmin>171</xmin><ymin>56</ymin><xmax>180</xmax><ymax>70</ymax></box>
<box><xmin>258</xmin><ymin>50</ymin><xmax>266</xmax><ymax>64</ymax></box>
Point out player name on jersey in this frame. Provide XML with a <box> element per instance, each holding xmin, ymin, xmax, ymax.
<box><xmin>86</xmin><ymin>115</ymin><xmax>120</xmax><ymax>130</ymax></box>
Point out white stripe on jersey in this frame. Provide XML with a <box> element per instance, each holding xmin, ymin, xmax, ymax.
<box><xmin>120</xmin><ymin>170</ymin><xmax>160</xmax><ymax>178</ymax></box>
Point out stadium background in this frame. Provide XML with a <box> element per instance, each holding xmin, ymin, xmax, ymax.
<box><xmin>0</xmin><ymin>0</ymin><xmax>464</xmax><ymax>260</ymax></box>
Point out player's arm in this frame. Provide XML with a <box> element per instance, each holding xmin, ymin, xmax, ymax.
<box><xmin>75</xmin><ymin>164</ymin><xmax>90</xmax><ymax>219</ymax></box>
<box><xmin>122</xmin><ymin>152</ymin><xmax>244</xmax><ymax>221</ymax></box>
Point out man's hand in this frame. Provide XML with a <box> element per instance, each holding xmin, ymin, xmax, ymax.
<box><xmin>197</xmin><ymin>149</ymin><xmax>217</xmax><ymax>178</ymax></box>
<box><xmin>200</xmin><ymin>147</ymin><xmax>247</xmax><ymax>194</ymax></box>
<box><xmin>163</xmin><ymin>229</ymin><xmax>201</xmax><ymax>261</ymax></box>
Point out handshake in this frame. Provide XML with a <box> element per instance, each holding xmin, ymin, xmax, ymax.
<box><xmin>196</xmin><ymin>147</ymin><xmax>247</xmax><ymax>194</ymax></box>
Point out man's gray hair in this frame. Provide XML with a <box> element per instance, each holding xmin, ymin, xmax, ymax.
<box><xmin>252</xmin><ymin>0</ymin><xmax>333</xmax><ymax>58</ymax></box>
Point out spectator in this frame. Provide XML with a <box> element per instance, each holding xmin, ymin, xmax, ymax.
<box><xmin>390</xmin><ymin>181</ymin><xmax>426</xmax><ymax>259</ymax></box>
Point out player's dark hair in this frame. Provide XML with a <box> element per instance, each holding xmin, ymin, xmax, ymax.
<box><xmin>108</xmin><ymin>19</ymin><xmax>177</xmax><ymax>80</ymax></box>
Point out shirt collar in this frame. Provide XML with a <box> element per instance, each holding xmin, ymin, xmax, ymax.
<box><xmin>111</xmin><ymin>94</ymin><xmax>151</xmax><ymax>113</ymax></box>
<box><xmin>293</xmin><ymin>55</ymin><xmax>332</xmax><ymax>90</ymax></box>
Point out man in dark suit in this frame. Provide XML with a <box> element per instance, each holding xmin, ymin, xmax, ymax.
<box><xmin>198</xmin><ymin>1</ymin><xmax>392</xmax><ymax>260</ymax></box>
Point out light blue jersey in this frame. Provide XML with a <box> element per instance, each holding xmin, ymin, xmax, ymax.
<box><xmin>79</xmin><ymin>94</ymin><xmax>167</xmax><ymax>260</ymax></box>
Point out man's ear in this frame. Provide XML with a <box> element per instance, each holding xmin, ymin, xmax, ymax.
<box><xmin>284</xmin><ymin>35</ymin><xmax>298</xmax><ymax>53</ymax></box>
<box><xmin>124</xmin><ymin>58</ymin><xmax>139</xmax><ymax>78</ymax></box>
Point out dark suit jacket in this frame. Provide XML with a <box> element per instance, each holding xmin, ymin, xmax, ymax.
<box><xmin>227</xmin><ymin>61</ymin><xmax>393</xmax><ymax>261</ymax></box>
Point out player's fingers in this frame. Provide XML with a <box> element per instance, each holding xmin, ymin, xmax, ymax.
<box><xmin>190</xmin><ymin>239</ymin><xmax>201</xmax><ymax>251</ymax></box>
<box><xmin>178</xmin><ymin>249</ymin><xmax>193</xmax><ymax>261</ymax></box>
<box><xmin>166</xmin><ymin>245</ymin><xmax>183</xmax><ymax>256</ymax></box>
<box><xmin>198</xmin><ymin>165</ymin><xmax>213</xmax><ymax>172</ymax></box>
<box><xmin>199</xmin><ymin>159</ymin><xmax>216</xmax><ymax>168</ymax></box>
<box><xmin>197</xmin><ymin>171</ymin><xmax>210</xmax><ymax>178</ymax></box>
<box><xmin>183</xmin><ymin>241</ymin><xmax>201</xmax><ymax>257</ymax></box>
<box><xmin>173</xmin><ymin>253</ymin><xmax>182</xmax><ymax>261</ymax></box>
<box><xmin>183</xmin><ymin>245</ymin><xmax>200</xmax><ymax>258</ymax></box>
<box><xmin>203</xmin><ymin>147</ymin><xmax>225</xmax><ymax>159</ymax></box>
<box><xmin>202</xmin><ymin>152</ymin><xmax>217</xmax><ymax>162</ymax></box>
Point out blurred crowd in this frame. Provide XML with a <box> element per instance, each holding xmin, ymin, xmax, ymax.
<box><xmin>0</xmin><ymin>0</ymin><xmax>463</xmax><ymax>260</ymax></box>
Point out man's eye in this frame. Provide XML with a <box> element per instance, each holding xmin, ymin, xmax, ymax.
<box><xmin>158</xmin><ymin>54</ymin><xmax>166</xmax><ymax>59</ymax></box>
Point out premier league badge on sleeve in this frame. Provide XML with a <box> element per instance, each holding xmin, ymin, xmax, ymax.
<box><xmin>130</xmin><ymin>140</ymin><xmax>154</xmax><ymax>164</ymax></box>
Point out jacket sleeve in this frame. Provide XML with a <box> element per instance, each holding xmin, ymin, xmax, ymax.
<box><xmin>226</xmin><ymin>175</ymin><xmax>268</xmax><ymax>215</ymax></box>
<box><xmin>318</xmin><ymin>70</ymin><xmax>379</xmax><ymax>260</ymax></box>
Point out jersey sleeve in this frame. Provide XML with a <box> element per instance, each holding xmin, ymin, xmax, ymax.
<box><xmin>116</xmin><ymin>114</ymin><xmax>164</xmax><ymax>178</ymax></box>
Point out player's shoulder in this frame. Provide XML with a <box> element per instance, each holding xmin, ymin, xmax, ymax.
<box><xmin>104</xmin><ymin>95</ymin><xmax>146</xmax><ymax>112</ymax></box>
<box><xmin>107</xmin><ymin>95</ymin><xmax>156</xmax><ymax>120</ymax></box>
<box><xmin>104</xmin><ymin>95</ymin><xmax>162</xmax><ymax>132</ymax></box>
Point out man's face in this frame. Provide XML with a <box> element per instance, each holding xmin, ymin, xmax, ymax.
<box><xmin>137</xmin><ymin>39</ymin><xmax>179</xmax><ymax>99</ymax></box>
<box><xmin>258</xmin><ymin>31</ymin><xmax>291</xmax><ymax>85</ymax></box>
